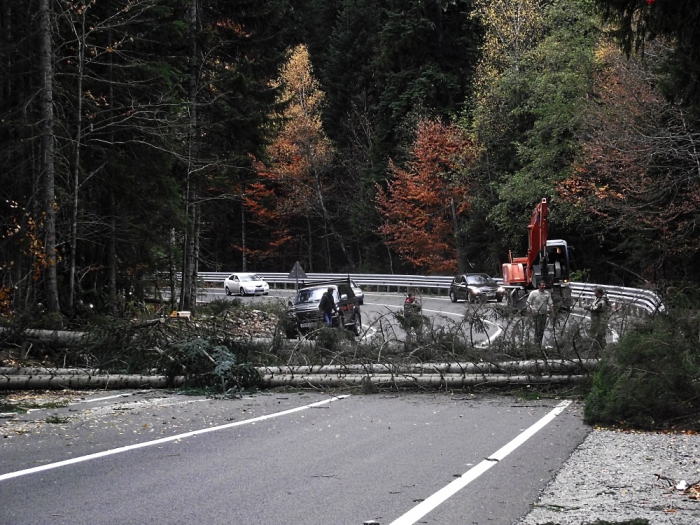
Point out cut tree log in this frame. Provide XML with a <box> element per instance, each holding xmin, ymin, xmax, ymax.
<box><xmin>260</xmin><ymin>373</ymin><xmax>586</xmax><ymax>388</ymax></box>
<box><xmin>0</xmin><ymin>374</ymin><xmax>184</xmax><ymax>390</ymax></box>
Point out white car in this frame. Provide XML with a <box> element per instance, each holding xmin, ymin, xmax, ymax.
<box><xmin>224</xmin><ymin>273</ymin><xmax>270</xmax><ymax>296</ymax></box>
<box><xmin>350</xmin><ymin>279</ymin><xmax>364</xmax><ymax>305</ymax></box>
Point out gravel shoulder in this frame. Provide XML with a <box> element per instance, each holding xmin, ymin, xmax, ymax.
<box><xmin>518</xmin><ymin>429</ymin><xmax>700</xmax><ymax>525</ymax></box>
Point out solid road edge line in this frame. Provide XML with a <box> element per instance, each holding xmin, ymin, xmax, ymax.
<box><xmin>388</xmin><ymin>399</ymin><xmax>573</xmax><ymax>525</ymax></box>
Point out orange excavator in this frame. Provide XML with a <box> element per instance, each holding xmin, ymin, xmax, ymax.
<box><xmin>501</xmin><ymin>198</ymin><xmax>573</xmax><ymax>310</ymax></box>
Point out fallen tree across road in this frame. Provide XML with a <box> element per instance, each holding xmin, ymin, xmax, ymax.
<box><xmin>260</xmin><ymin>372</ymin><xmax>587</xmax><ymax>389</ymax></box>
<box><xmin>0</xmin><ymin>358</ymin><xmax>593</xmax><ymax>391</ymax></box>
<box><xmin>0</xmin><ymin>372</ymin><xmax>184</xmax><ymax>390</ymax></box>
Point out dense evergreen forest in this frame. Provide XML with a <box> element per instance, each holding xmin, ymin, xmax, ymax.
<box><xmin>1</xmin><ymin>0</ymin><xmax>699</xmax><ymax>321</ymax></box>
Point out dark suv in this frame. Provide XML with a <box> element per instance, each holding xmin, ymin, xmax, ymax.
<box><xmin>285</xmin><ymin>279</ymin><xmax>362</xmax><ymax>338</ymax></box>
<box><xmin>449</xmin><ymin>273</ymin><xmax>505</xmax><ymax>303</ymax></box>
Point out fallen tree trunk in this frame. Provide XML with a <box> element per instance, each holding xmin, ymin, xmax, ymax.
<box><xmin>0</xmin><ymin>374</ymin><xmax>184</xmax><ymax>390</ymax></box>
<box><xmin>0</xmin><ymin>367</ymin><xmax>103</xmax><ymax>375</ymax></box>
<box><xmin>256</xmin><ymin>359</ymin><xmax>598</xmax><ymax>376</ymax></box>
<box><xmin>0</xmin><ymin>328</ymin><xmax>88</xmax><ymax>347</ymax></box>
<box><xmin>0</xmin><ymin>358</ymin><xmax>593</xmax><ymax>391</ymax></box>
<box><xmin>260</xmin><ymin>373</ymin><xmax>586</xmax><ymax>388</ymax></box>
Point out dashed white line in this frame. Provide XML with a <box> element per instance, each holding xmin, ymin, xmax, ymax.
<box><xmin>68</xmin><ymin>393</ymin><xmax>135</xmax><ymax>405</ymax></box>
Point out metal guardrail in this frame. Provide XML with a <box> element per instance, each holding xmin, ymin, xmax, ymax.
<box><xmin>200</xmin><ymin>272</ymin><xmax>452</xmax><ymax>291</ymax></box>
<box><xmin>568</xmin><ymin>282</ymin><xmax>665</xmax><ymax>315</ymax></box>
<box><xmin>196</xmin><ymin>272</ymin><xmax>664</xmax><ymax>315</ymax></box>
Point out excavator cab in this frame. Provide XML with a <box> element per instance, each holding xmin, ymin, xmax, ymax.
<box><xmin>538</xmin><ymin>240</ymin><xmax>570</xmax><ymax>285</ymax></box>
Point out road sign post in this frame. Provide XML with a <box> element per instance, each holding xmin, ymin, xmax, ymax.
<box><xmin>287</xmin><ymin>261</ymin><xmax>307</xmax><ymax>291</ymax></box>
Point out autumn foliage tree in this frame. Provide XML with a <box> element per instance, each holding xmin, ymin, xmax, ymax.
<box><xmin>593</xmin><ymin>0</ymin><xmax>700</xmax><ymax>124</ymax></box>
<box><xmin>376</xmin><ymin>119</ymin><xmax>476</xmax><ymax>274</ymax></box>
<box><xmin>245</xmin><ymin>44</ymin><xmax>340</xmax><ymax>271</ymax></box>
<box><xmin>559</xmin><ymin>40</ymin><xmax>700</xmax><ymax>281</ymax></box>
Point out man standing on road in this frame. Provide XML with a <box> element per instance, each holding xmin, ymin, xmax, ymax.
<box><xmin>527</xmin><ymin>281</ymin><xmax>554</xmax><ymax>346</ymax></box>
<box><xmin>584</xmin><ymin>287</ymin><xmax>611</xmax><ymax>351</ymax></box>
<box><xmin>319</xmin><ymin>287</ymin><xmax>337</xmax><ymax>327</ymax></box>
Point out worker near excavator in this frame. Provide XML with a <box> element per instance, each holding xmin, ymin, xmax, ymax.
<box><xmin>584</xmin><ymin>287</ymin><xmax>611</xmax><ymax>350</ymax></box>
<box><xmin>526</xmin><ymin>280</ymin><xmax>554</xmax><ymax>346</ymax></box>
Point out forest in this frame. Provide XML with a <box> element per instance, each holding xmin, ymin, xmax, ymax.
<box><xmin>1</xmin><ymin>0</ymin><xmax>699</xmax><ymax>321</ymax></box>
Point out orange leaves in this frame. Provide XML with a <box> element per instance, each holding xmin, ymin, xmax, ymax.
<box><xmin>376</xmin><ymin>119</ymin><xmax>476</xmax><ymax>274</ymax></box>
<box><xmin>0</xmin><ymin>286</ymin><xmax>11</xmax><ymax>314</ymax></box>
<box><xmin>243</xmin><ymin>44</ymin><xmax>333</xmax><ymax>262</ymax></box>
<box><xmin>557</xmin><ymin>38</ymin><xmax>700</xmax><ymax>273</ymax></box>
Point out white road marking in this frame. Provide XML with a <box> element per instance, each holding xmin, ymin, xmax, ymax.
<box><xmin>0</xmin><ymin>395</ymin><xmax>349</xmax><ymax>483</ymax></box>
<box><xmin>25</xmin><ymin>393</ymin><xmax>138</xmax><ymax>413</ymax></box>
<box><xmin>388</xmin><ymin>399</ymin><xmax>573</xmax><ymax>525</ymax></box>
<box><xmin>68</xmin><ymin>393</ymin><xmax>135</xmax><ymax>405</ymax></box>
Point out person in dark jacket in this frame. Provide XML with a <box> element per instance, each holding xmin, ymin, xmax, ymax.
<box><xmin>584</xmin><ymin>287</ymin><xmax>611</xmax><ymax>350</ymax></box>
<box><xmin>319</xmin><ymin>287</ymin><xmax>337</xmax><ymax>326</ymax></box>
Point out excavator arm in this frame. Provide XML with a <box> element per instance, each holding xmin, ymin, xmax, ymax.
<box><xmin>525</xmin><ymin>198</ymin><xmax>549</xmax><ymax>271</ymax></box>
<box><xmin>503</xmin><ymin>198</ymin><xmax>549</xmax><ymax>286</ymax></box>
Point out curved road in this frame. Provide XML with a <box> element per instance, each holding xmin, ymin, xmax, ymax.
<box><xmin>1</xmin><ymin>390</ymin><xmax>589</xmax><ymax>525</ymax></box>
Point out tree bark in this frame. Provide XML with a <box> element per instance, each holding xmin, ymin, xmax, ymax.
<box><xmin>260</xmin><ymin>373</ymin><xmax>586</xmax><ymax>388</ymax></box>
<box><xmin>38</xmin><ymin>0</ymin><xmax>61</xmax><ymax>320</ymax></box>
<box><xmin>107</xmin><ymin>33</ymin><xmax>117</xmax><ymax>314</ymax></box>
<box><xmin>306</xmin><ymin>217</ymin><xmax>313</xmax><ymax>272</ymax></box>
<box><xmin>67</xmin><ymin>6</ymin><xmax>87</xmax><ymax>313</ymax></box>
<box><xmin>0</xmin><ymin>374</ymin><xmax>185</xmax><ymax>390</ymax></box>
<box><xmin>241</xmin><ymin>188</ymin><xmax>247</xmax><ymax>271</ymax></box>
<box><xmin>180</xmin><ymin>0</ymin><xmax>200</xmax><ymax>313</ymax></box>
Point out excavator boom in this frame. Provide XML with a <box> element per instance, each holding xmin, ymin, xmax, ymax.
<box><xmin>526</xmin><ymin>198</ymin><xmax>549</xmax><ymax>270</ymax></box>
<box><xmin>503</xmin><ymin>198</ymin><xmax>548</xmax><ymax>287</ymax></box>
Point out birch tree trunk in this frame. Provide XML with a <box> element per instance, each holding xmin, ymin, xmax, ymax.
<box><xmin>38</xmin><ymin>0</ymin><xmax>61</xmax><ymax>320</ymax></box>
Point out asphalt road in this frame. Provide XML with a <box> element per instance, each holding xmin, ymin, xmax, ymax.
<box><xmin>1</xmin><ymin>390</ymin><xmax>589</xmax><ymax>525</ymax></box>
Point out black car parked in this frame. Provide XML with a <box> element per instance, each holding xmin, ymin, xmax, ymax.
<box><xmin>449</xmin><ymin>273</ymin><xmax>505</xmax><ymax>303</ymax></box>
<box><xmin>285</xmin><ymin>278</ymin><xmax>362</xmax><ymax>337</ymax></box>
